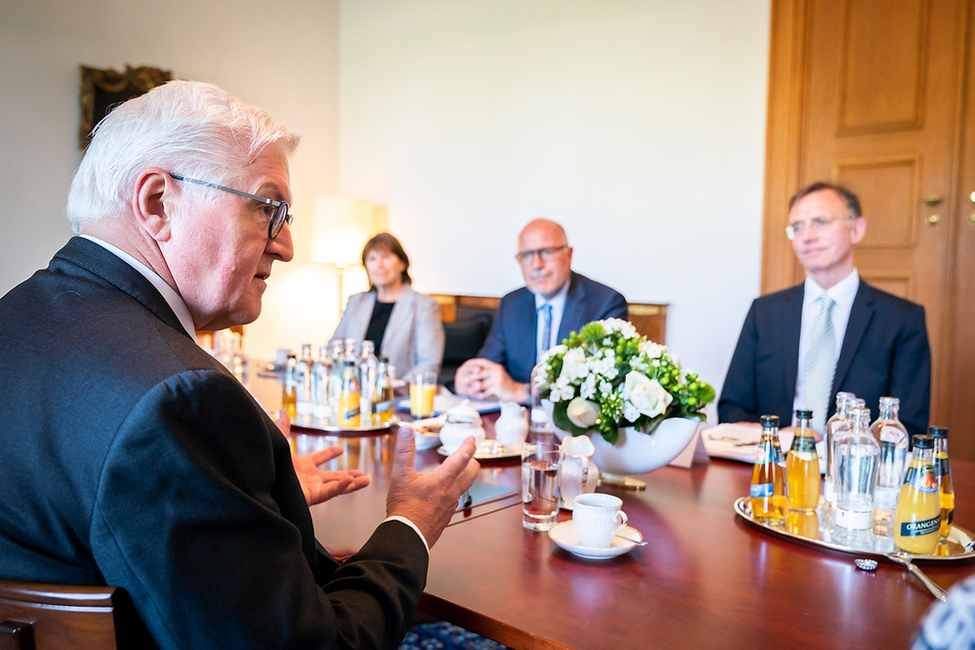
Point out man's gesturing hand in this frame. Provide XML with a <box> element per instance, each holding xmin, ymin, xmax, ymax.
<box><xmin>386</xmin><ymin>426</ymin><xmax>480</xmax><ymax>548</ymax></box>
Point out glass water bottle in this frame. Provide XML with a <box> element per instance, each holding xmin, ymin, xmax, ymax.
<box><xmin>311</xmin><ymin>344</ymin><xmax>331</xmax><ymax>420</ymax></box>
<box><xmin>358</xmin><ymin>341</ymin><xmax>379</xmax><ymax>423</ymax></box>
<box><xmin>295</xmin><ymin>343</ymin><xmax>314</xmax><ymax>424</ymax></box>
<box><xmin>870</xmin><ymin>396</ymin><xmax>909</xmax><ymax>536</ymax></box>
<box><xmin>834</xmin><ymin>407</ymin><xmax>879</xmax><ymax>532</ymax></box>
<box><xmin>824</xmin><ymin>391</ymin><xmax>856</xmax><ymax>508</ymax></box>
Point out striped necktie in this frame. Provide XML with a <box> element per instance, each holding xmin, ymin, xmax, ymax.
<box><xmin>538</xmin><ymin>303</ymin><xmax>553</xmax><ymax>361</ymax></box>
<box><xmin>805</xmin><ymin>294</ymin><xmax>837</xmax><ymax>433</ymax></box>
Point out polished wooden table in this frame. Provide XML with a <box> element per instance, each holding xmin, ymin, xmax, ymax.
<box><xmin>250</xmin><ymin>373</ymin><xmax>975</xmax><ymax>649</ymax></box>
<box><xmin>298</xmin><ymin>420</ymin><xmax>975</xmax><ymax>650</ymax></box>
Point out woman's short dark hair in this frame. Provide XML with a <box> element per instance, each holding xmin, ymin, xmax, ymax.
<box><xmin>361</xmin><ymin>232</ymin><xmax>412</xmax><ymax>289</ymax></box>
<box><xmin>788</xmin><ymin>181</ymin><xmax>862</xmax><ymax>219</ymax></box>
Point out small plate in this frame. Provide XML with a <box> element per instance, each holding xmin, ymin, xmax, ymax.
<box><xmin>437</xmin><ymin>441</ymin><xmax>521</xmax><ymax>461</ymax></box>
<box><xmin>548</xmin><ymin>521</ymin><xmax>643</xmax><ymax>560</ymax></box>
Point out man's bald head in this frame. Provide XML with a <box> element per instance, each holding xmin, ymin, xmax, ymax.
<box><xmin>516</xmin><ymin>218</ymin><xmax>573</xmax><ymax>300</ymax></box>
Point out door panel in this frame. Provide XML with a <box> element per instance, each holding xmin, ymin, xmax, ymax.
<box><xmin>762</xmin><ymin>0</ymin><xmax>973</xmax><ymax>456</ymax></box>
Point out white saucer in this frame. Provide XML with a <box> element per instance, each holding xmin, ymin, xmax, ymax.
<box><xmin>548</xmin><ymin>521</ymin><xmax>643</xmax><ymax>560</ymax></box>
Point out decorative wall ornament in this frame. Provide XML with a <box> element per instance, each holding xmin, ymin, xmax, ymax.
<box><xmin>78</xmin><ymin>65</ymin><xmax>173</xmax><ymax>152</ymax></box>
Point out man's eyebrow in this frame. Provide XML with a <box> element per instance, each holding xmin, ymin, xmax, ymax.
<box><xmin>254</xmin><ymin>183</ymin><xmax>288</xmax><ymax>202</ymax></box>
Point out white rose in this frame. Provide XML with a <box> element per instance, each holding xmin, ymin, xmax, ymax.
<box><xmin>559</xmin><ymin>348</ymin><xmax>588</xmax><ymax>383</ymax></box>
<box><xmin>622</xmin><ymin>371</ymin><xmax>673</xmax><ymax>418</ymax></box>
<box><xmin>566</xmin><ymin>397</ymin><xmax>600</xmax><ymax>428</ymax></box>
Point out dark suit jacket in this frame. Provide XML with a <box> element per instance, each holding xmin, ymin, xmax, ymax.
<box><xmin>0</xmin><ymin>238</ymin><xmax>427</xmax><ymax>650</ymax></box>
<box><xmin>718</xmin><ymin>281</ymin><xmax>931</xmax><ymax>437</ymax></box>
<box><xmin>478</xmin><ymin>271</ymin><xmax>627</xmax><ymax>384</ymax></box>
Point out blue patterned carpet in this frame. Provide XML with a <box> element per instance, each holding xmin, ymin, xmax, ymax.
<box><xmin>399</xmin><ymin>623</ymin><xmax>512</xmax><ymax>650</ymax></box>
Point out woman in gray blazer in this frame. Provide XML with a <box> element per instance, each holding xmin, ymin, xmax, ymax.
<box><xmin>331</xmin><ymin>233</ymin><xmax>445</xmax><ymax>381</ymax></box>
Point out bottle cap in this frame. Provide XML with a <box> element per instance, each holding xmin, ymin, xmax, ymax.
<box><xmin>794</xmin><ymin>409</ymin><xmax>813</xmax><ymax>419</ymax></box>
<box><xmin>760</xmin><ymin>415</ymin><xmax>779</xmax><ymax>428</ymax></box>
<box><xmin>928</xmin><ymin>426</ymin><xmax>949</xmax><ymax>439</ymax></box>
<box><xmin>913</xmin><ymin>434</ymin><xmax>934</xmax><ymax>449</ymax></box>
<box><xmin>879</xmin><ymin>396</ymin><xmax>899</xmax><ymax>405</ymax></box>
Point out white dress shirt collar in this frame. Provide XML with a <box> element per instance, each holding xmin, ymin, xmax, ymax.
<box><xmin>81</xmin><ymin>235</ymin><xmax>197</xmax><ymax>340</ymax></box>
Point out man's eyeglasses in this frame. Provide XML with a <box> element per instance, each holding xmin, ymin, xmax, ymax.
<box><xmin>515</xmin><ymin>245</ymin><xmax>568</xmax><ymax>265</ymax></box>
<box><xmin>168</xmin><ymin>173</ymin><xmax>293</xmax><ymax>239</ymax></box>
<box><xmin>785</xmin><ymin>215</ymin><xmax>849</xmax><ymax>240</ymax></box>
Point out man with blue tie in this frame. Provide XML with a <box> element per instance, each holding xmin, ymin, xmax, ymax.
<box><xmin>718</xmin><ymin>182</ymin><xmax>931</xmax><ymax>436</ymax></box>
<box><xmin>454</xmin><ymin>218</ymin><xmax>627</xmax><ymax>403</ymax></box>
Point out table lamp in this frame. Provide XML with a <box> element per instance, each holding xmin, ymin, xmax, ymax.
<box><xmin>310</xmin><ymin>196</ymin><xmax>386</xmax><ymax>316</ymax></box>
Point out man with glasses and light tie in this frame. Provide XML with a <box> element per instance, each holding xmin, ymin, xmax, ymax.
<box><xmin>0</xmin><ymin>81</ymin><xmax>479</xmax><ymax>649</ymax></box>
<box><xmin>718</xmin><ymin>181</ymin><xmax>931</xmax><ymax>437</ymax></box>
<box><xmin>454</xmin><ymin>218</ymin><xmax>627</xmax><ymax>403</ymax></box>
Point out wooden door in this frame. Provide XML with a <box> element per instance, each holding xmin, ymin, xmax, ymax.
<box><xmin>762</xmin><ymin>0</ymin><xmax>975</xmax><ymax>456</ymax></box>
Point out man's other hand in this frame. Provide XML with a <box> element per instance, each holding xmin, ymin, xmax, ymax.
<box><xmin>292</xmin><ymin>447</ymin><xmax>371</xmax><ymax>506</ymax></box>
<box><xmin>453</xmin><ymin>358</ymin><xmax>527</xmax><ymax>403</ymax></box>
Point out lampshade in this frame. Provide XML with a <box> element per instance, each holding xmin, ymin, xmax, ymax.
<box><xmin>310</xmin><ymin>196</ymin><xmax>383</xmax><ymax>266</ymax></box>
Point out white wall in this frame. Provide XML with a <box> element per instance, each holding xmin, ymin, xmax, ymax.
<box><xmin>0</xmin><ymin>0</ymin><xmax>772</xmax><ymax>409</ymax></box>
<box><xmin>0</xmin><ymin>0</ymin><xmax>341</xmax><ymax>360</ymax></box>
<box><xmin>338</xmin><ymin>0</ymin><xmax>770</xmax><ymax>415</ymax></box>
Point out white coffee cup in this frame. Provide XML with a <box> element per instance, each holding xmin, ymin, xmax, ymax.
<box><xmin>572</xmin><ymin>493</ymin><xmax>628</xmax><ymax>548</ymax></box>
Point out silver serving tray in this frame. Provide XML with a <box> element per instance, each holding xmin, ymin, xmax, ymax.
<box><xmin>291</xmin><ymin>416</ymin><xmax>399</xmax><ymax>435</ymax></box>
<box><xmin>734</xmin><ymin>497</ymin><xmax>975</xmax><ymax>563</ymax></box>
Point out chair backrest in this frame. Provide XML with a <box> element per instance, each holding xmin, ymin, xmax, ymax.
<box><xmin>0</xmin><ymin>580</ymin><xmax>127</xmax><ymax>650</ymax></box>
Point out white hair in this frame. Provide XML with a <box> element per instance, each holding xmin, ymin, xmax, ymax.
<box><xmin>66</xmin><ymin>80</ymin><xmax>300</xmax><ymax>233</ymax></box>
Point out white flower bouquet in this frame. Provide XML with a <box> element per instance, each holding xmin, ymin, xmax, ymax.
<box><xmin>535</xmin><ymin>318</ymin><xmax>715</xmax><ymax>445</ymax></box>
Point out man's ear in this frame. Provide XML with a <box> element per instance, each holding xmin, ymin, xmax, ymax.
<box><xmin>850</xmin><ymin>216</ymin><xmax>867</xmax><ymax>245</ymax></box>
<box><xmin>133</xmin><ymin>168</ymin><xmax>173</xmax><ymax>242</ymax></box>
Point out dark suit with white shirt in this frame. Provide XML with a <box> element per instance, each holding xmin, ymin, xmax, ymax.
<box><xmin>478</xmin><ymin>271</ymin><xmax>627</xmax><ymax>384</ymax></box>
<box><xmin>0</xmin><ymin>237</ymin><xmax>427</xmax><ymax>650</ymax></box>
<box><xmin>718</xmin><ymin>281</ymin><xmax>931</xmax><ymax>436</ymax></box>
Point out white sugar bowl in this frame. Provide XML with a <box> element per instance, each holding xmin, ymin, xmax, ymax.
<box><xmin>439</xmin><ymin>400</ymin><xmax>486</xmax><ymax>454</ymax></box>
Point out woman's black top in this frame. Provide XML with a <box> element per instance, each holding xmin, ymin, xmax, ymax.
<box><xmin>364</xmin><ymin>300</ymin><xmax>395</xmax><ymax>351</ymax></box>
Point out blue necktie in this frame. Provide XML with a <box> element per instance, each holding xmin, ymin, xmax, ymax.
<box><xmin>538</xmin><ymin>303</ymin><xmax>553</xmax><ymax>361</ymax></box>
<box><xmin>805</xmin><ymin>294</ymin><xmax>837</xmax><ymax>433</ymax></box>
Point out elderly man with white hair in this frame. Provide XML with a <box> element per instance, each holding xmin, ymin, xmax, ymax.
<box><xmin>0</xmin><ymin>81</ymin><xmax>478</xmax><ymax>650</ymax></box>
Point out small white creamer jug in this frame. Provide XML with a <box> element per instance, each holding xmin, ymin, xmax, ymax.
<box><xmin>495</xmin><ymin>401</ymin><xmax>528</xmax><ymax>451</ymax></box>
<box><xmin>439</xmin><ymin>400</ymin><xmax>486</xmax><ymax>454</ymax></box>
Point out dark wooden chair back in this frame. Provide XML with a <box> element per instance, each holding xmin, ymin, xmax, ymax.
<box><xmin>0</xmin><ymin>580</ymin><xmax>135</xmax><ymax>650</ymax></box>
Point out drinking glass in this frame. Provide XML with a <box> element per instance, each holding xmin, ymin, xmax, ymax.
<box><xmin>410</xmin><ymin>370</ymin><xmax>437</xmax><ymax>418</ymax></box>
<box><xmin>522</xmin><ymin>440</ymin><xmax>561</xmax><ymax>531</ymax></box>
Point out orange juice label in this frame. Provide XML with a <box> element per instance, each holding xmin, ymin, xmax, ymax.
<box><xmin>900</xmin><ymin>515</ymin><xmax>940</xmax><ymax>538</ymax></box>
<box><xmin>903</xmin><ymin>465</ymin><xmax>938</xmax><ymax>493</ymax></box>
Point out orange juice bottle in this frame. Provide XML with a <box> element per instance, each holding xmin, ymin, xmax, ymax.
<box><xmin>894</xmin><ymin>434</ymin><xmax>941</xmax><ymax>554</ymax></box>
<box><xmin>282</xmin><ymin>353</ymin><xmax>298</xmax><ymax>419</ymax></box>
<box><xmin>750</xmin><ymin>415</ymin><xmax>788</xmax><ymax>524</ymax></box>
<box><xmin>373</xmin><ymin>357</ymin><xmax>395</xmax><ymax>424</ymax></box>
<box><xmin>930</xmin><ymin>426</ymin><xmax>955</xmax><ymax>540</ymax></box>
<box><xmin>787</xmin><ymin>409</ymin><xmax>820</xmax><ymax>512</ymax></box>
<box><xmin>338</xmin><ymin>361</ymin><xmax>361</xmax><ymax>427</ymax></box>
